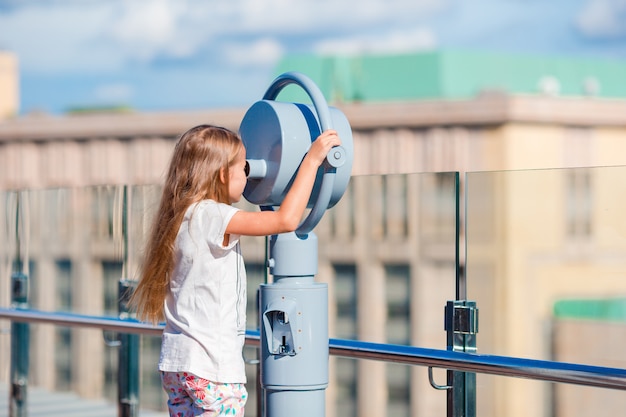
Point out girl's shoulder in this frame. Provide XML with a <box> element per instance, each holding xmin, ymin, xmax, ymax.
<box><xmin>195</xmin><ymin>199</ymin><xmax>224</xmax><ymax>209</ymax></box>
<box><xmin>192</xmin><ymin>199</ymin><xmax>237</xmax><ymax>215</ymax></box>
<box><xmin>193</xmin><ymin>199</ymin><xmax>216</xmax><ymax>209</ymax></box>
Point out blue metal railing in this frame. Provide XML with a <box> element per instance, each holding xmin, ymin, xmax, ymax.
<box><xmin>1</xmin><ymin>307</ymin><xmax>625</xmax><ymax>413</ymax></box>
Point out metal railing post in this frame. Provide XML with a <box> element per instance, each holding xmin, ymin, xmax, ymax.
<box><xmin>442</xmin><ymin>171</ymin><xmax>478</xmax><ymax>417</ymax></box>
<box><xmin>445</xmin><ymin>300</ymin><xmax>478</xmax><ymax>417</ymax></box>
<box><xmin>118</xmin><ymin>279</ymin><xmax>139</xmax><ymax>417</ymax></box>
<box><xmin>10</xmin><ymin>272</ymin><xmax>30</xmax><ymax>417</ymax></box>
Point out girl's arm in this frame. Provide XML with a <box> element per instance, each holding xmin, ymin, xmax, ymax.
<box><xmin>226</xmin><ymin>129</ymin><xmax>341</xmax><ymax>236</ymax></box>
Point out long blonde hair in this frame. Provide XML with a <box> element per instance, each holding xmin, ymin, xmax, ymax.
<box><xmin>130</xmin><ymin>124</ymin><xmax>243</xmax><ymax>323</ymax></box>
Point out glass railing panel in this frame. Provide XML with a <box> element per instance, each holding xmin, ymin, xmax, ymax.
<box><xmin>318</xmin><ymin>172</ymin><xmax>459</xmax><ymax>346</ymax></box>
<box><xmin>475</xmin><ymin>372</ymin><xmax>626</xmax><ymax>417</ymax></box>
<box><xmin>0</xmin><ymin>186</ymin><xmax>167</xmax><ymax>412</ymax></box>
<box><xmin>465</xmin><ymin>166</ymin><xmax>626</xmax><ymax>417</ymax></box>
<box><xmin>317</xmin><ymin>172</ymin><xmax>459</xmax><ymax>417</ymax></box>
<box><xmin>0</xmin><ymin>185</ymin><xmax>266</xmax><ymax>414</ymax></box>
<box><xmin>1</xmin><ymin>171</ymin><xmax>460</xmax><ymax>417</ymax></box>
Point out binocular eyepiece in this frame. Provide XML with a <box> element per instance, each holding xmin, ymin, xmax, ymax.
<box><xmin>245</xmin><ymin>144</ymin><xmax>346</xmax><ymax>180</ymax></box>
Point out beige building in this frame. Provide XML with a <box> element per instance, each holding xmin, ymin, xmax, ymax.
<box><xmin>0</xmin><ymin>51</ymin><xmax>18</xmax><ymax>120</ymax></box>
<box><xmin>1</xmin><ymin>93</ymin><xmax>626</xmax><ymax>417</ymax></box>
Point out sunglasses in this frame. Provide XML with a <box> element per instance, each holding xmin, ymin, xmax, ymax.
<box><xmin>244</xmin><ymin>160</ymin><xmax>250</xmax><ymax>178</ymax></box>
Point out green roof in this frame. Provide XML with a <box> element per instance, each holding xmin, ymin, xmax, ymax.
<box><xmin>554</xmin><ymin>298</ymin><xmax>626</xmax><ymax>322</ymax></box>
<box><xmin>273</xmin><ymin>50</ymin><xmax>626</xmax><ymax>104</ymax></box>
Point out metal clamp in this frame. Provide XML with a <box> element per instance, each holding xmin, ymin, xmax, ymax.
<box><xmin>444</xmin><ymin>300</ymin><xmax>478</xmax><ymax>417</ymax></box>
<box><xmin>445</xmin><ymin>301</ymin><xmax>479</xmax><ymax>335</ymax></box>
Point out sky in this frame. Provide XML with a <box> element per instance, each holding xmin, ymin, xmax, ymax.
<box><xmin>0</xmin><ymin>0</ymin><xmax>625</xmax><ymax>115</ymax></box>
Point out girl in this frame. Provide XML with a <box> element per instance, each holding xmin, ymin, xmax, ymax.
<box><xmin>130</xmin><ymin>124</ymin><xmax>341</xmax><ymax>417</ymax></box>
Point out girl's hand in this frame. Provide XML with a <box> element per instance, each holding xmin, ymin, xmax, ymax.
<box><xmin>226</xmin><ymin>129</ymin><xmax>342</xmax><ymax>236</ymax></box>
<box><xmin>306</xmin><ymin>130</ymin><xmax>341</xmax><ymax>166</ymax></box>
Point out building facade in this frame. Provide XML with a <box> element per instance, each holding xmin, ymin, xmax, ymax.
<box><xmin>0</xmin><ymin>51</ymin><xmax>18</xmax><ymax>120</ymax></box>
<box><xmin>1</xmin><ymin>93</ymin><xmax>626</xmax><ymax>417</ymax></box>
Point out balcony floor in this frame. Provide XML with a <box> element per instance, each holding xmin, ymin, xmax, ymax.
<box><xmin>0</xmin><ymin>383</ymin><xmax>167</xmax><ymax>417</ymax></box>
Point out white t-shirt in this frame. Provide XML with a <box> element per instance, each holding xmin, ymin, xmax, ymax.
<box><xmin>158</xmin><ymin>199</ymin><xmax>247</xmax><ymax>383</ymax></box>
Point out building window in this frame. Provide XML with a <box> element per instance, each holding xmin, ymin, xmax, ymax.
<box><xmin>566</xmin><ymin>168</ymin><xmax>592</xmax><ymax>240</ymax></box>
<box><xmin>385</xmin><ymin>264</ymin><xmax>411</xmax><ymax>344</ymax></box>
<box><xmin>385</xmin><ymin>264</ymin><xmax>411</xmax><ymax>417</ymax></box>
<box><xmin>55</xmin><ymin>259</ymin><xmax>72</xmax><ymax>390</ymax></box>
<box><xmin>334</xmin><ymin>264</ymin><xmax>357</xmax><ymax>417</ymax></box>
<box><xmin>564</xmin><ymin>127</ymin><xmax>593</xmax><ymax>244</ymax></box>
<box><xmin>102</xmin><ymin>261</ymin><xmax>123</xmax><ymax>402</ymax></box>
<box><xmin>335</xmin><ymin>264</ymin><xmax>358</xmax><ymax>339</ymax></box>
<box><xmin>382</xmin><ymin>175</ymin><xmax>409</xmax><ymax>237</ymax></box>
<box><xmin>421</xmin><ymin>172</ymin><xmax>458</xmax><ymax>243</ymax></box>
<box><xmin>91</xmin><ymin>186</ymin><xmax>118</xmax><ymax>240</ymax></box>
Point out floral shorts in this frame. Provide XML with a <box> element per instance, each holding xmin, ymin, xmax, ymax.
<box><xmin>161</xmin><ymin>371</ymin><xmax>248</xmax><ymax>417</ymax></box>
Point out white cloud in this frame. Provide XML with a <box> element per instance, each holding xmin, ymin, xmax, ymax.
<box><xmin>108</xmin><ymin>1</ymin><xmax>180</xmax><ymax>60</ymax></box>
<box><xmin>0</xmin><ymin>2</ymin><xmax>124</xmax><ymax>73</ymax></box>
<box><xmin>230</xmin><ymin>0</ymin><xmax>445</xmax><ymax>35</ymax></box>
<box><xmin>0</xmin><ymin>1</ymin><xmax>215</xmax><ymax>72</ymax></box>
<box><xmin>106</xmin><ymin>1</ymin><xmax>211</xmax><ymax>62</ymax></box>
<box><xmin>0</xmin><ymin>0</ymin><xmax>447</xmax><ymax>75</ymax></box>
<box><xmin>576</xmin><ymin>0</ymin><xmax>626</xmax><ymax>38</ymax></box>
<box><xmin>314</xmin><ymin>27</ymin><xmax>437</xmax><ymax>55</ymax></box>
<box><xmin>7</xmin><ymin>0</ymin><xmax>624</xmax><ymax>114</ymax></box>
<box><xmin>221</xmin><ymin>38</ymin><xmax>284</xmax><ymax>68</ymax></box>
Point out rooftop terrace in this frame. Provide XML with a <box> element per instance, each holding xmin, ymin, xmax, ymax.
<box><xmin>0</xmin><ymin>383</ymin><xmax>167</xmax><ymax>417</ymax></box>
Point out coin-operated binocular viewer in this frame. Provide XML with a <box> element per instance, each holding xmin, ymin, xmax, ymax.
<box><xmin>240</xmin><ymin>72</ymin><xmax>353</xmax><ymax>417</ymax></box>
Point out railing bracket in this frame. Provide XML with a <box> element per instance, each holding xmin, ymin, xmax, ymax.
<box><xmin>428</xmin><ymin>366</ymin><xmax>452</xmax><ymax>390</ymax></box>
<box><xmin>103</xmin><ymin>330</ymin><xmax>122</xmax><ymax>347</ymax></box>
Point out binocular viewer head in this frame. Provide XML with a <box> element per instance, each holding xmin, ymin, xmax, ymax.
<box><xmin>239</xmin><ymin>72</ymin><xmax>354</xmax><ymax>234</ymax></box>
<box><xmin>240</xmin><ymin>100</ymin><xmax>352</xmax><ymax>207</ymax></box>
